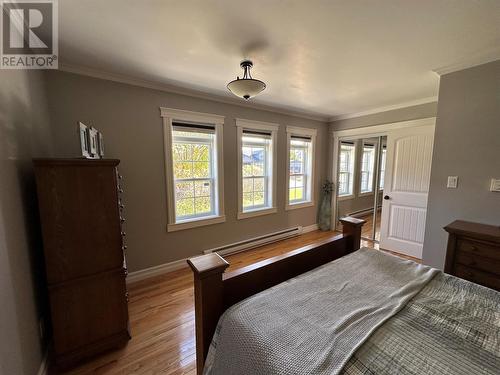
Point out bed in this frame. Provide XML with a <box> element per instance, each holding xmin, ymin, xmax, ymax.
<box><xmin>187</xmin><ymin>217</ymin><xmax>500</xmax><ymax>374</ymax></box>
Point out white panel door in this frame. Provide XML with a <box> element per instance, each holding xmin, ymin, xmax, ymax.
<box><xmin>379</xmin><ymin>124</ymin><xmax>435</xmax><ymax>258</ymax></box>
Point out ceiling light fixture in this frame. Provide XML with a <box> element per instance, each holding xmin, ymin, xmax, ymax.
<box><xmin>227</xmin><ymin>60</ymin><xmax>266</xmax><ymax>100</ymax></box>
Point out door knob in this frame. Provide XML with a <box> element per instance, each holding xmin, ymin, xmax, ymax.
<box><xmin>384</xmin><ymin>195</ymin><xmax>391</xmax><ymax>200</ymax></box>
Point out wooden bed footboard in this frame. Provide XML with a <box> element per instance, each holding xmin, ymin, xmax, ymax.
<box><xmin>187</xmin><ymin>217</ymin><xmax>365</xmax><ymax>374</ymax></box>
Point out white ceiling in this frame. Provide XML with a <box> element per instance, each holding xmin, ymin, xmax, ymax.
<box><xmin>58</xmin><ymin>0</ymin><xmax>500</xmax><ymax>120</ymax></box>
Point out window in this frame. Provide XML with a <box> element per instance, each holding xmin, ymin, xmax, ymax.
<box><xmin>359</xmin><ymin>143</ymin><xmax>375</xmax><ymax>194</ymax></box>
<box><xmin>289</xmin><ymin>139</ymin><xmax>308</xmax><ymax>203</ymax></box>
<box><xmin>338</xmin><ymin>142</ymin><xmax>355</xmax><ymax>197</ymax></box>
<box><xmin>161</xmin><ymin>108</ymin><xmax>225</xmax><ymax>231</ymax></box>
<box><xmin>237</xmin><ymin>119</ymin><xmax>278</xmax><ymax>219</ymax></box>
<box><xmin>286</xmin><ymin>127</ymin><xmax>316</xmax><ymax>209</ymax></box>
<box><xmin>379</xmin><ymin>146</ymin><xmax>387</xmax><ymax>189</ymax></box>
<box><xmin>172</xmin><ymin>125</ymin><xmax>215</xmax><ymax>220</ymax></box>
<box><xmin>242</xmin><ymin>132</ymin><xmax>270</xmax><ymax>210</ymax></box>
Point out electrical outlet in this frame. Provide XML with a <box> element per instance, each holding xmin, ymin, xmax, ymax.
<box><xmin>447</xmin><ymin>176</ymin><xmax>458</xmax><ymax>189</ymax></box>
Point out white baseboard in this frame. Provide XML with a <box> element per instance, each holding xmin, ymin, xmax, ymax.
<box><xmin>302</xmin><ymin>223</ymin><xmax>319</xmax><ymax>233</ymax></box>
<box><xmin>37</xmin><ymin>350</ymin><xmax>49</xmax><ymax>375</ymax></box>
<box><xmin>127</xmin><ymin>223</ymin><xmax>319</xmax><ymax>284</ymax></box>
<box><xmin>127</xmin><ymin>258</ymin><xmax>187</xmax><ymax>284</ymax></box>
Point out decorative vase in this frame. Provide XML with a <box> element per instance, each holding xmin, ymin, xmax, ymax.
<box><xmin>318</xmin><ymin>180</ymin><xmax>334</xmax><ymax>231</ymax></box>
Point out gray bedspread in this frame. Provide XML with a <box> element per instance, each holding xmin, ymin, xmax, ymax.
<box><xmin>341</xmin><ymin>272</ymin><xmax>500</xmax><ymax>374</ymax></box>
<box><xmin>204</xmin><ymin>248</ymin><xmax>439</xmax><ymax>375</ymax></box>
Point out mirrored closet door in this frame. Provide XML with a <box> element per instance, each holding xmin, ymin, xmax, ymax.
<box><xmin>335</xmin><ymin>136</ymin><xmax>387</xmax><ymax>242</ymax></box>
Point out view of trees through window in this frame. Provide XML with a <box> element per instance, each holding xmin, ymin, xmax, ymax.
<box><xmin>289</xmin><ymin>142</ymin><xmax>307</xmax><ymax>202</ymax></box>
<box><xmin>360</xmin><ymin>144</ymin><xmax>375</xmax><ymax>193</ymax></box>
<box><xmin>242</xmin><ymin>139</ymin><xmax>267</xmax><ymax>209</ymax></box>
<box><xmin>172</xmin><ymin>129</ymin><xmax>215</xmax><ymax>219</ymax></box>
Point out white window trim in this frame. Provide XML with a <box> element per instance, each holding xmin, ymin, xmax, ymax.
<box><xmin>337</xmin><ymin>194</ymin><xmax>355</xmax><ymax>201</ymax></box>
<box><xmin>358</xmin><ymin>192</ymin><xmax>375</xmax><ymax>197</ymax></box>
<box><xmin>358</xmin><ymin>141</ymin><xmax>376</xmax><ymax>197</ymax></box>
<box><xmin>161</xmin><ymin>107</ymin><xmax>225</xmax><ymax>231</ymax></box>
<box><xmin>236</xmin><ymin>118</ymin><xmax>278</xmax><ymax>220</ymax></box>
<box><xmin>337</xmin><ymin>142</ymin><xmax>356</xmax><ymax>201</ymax></box>
<box><xmin>285</xmin><ymin>126</ymin><xmax>317</xmax><ymax>211</ymax></box>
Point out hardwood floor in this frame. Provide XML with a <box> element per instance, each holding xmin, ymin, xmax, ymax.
<box><xmin>338</xmin><ymin>211</ymin><xmax>381</xmax><ymax>241</ymax></box>
<box><xmin>54</xmin><ymin>230</ymin><xmax>416</xmax><ymax>375</ymax></box>
<box><xmin>359</xmin><ymin>211</ymin><xmax>381</xmax><ymax>241</ymax></box>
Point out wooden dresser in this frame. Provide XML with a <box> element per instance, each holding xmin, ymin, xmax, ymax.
<box><xmin>34</xmin><ymin>159</ymin><xmax>130</xmax><ymax>368</ymax></box>
<box><xmin>444</xmin><ymin>220</ymin><xmax>500</xmax><ymax>291</ymax></box>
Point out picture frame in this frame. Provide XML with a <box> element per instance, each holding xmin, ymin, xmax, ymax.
<box><xmin>98</xmin><ymin>131</ymin><xmax>105</xmax><ymax>158</ymax></box>
<box><xmin>78</xmin><ymin>121</ymin><xmax>90</xmax><ymax>158</ymax></box>
<box><xmin>88</xmin><ymin>126</ymin><xmax>99</xmax><ymax>158</ymax></box>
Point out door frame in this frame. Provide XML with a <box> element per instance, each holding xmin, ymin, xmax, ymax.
<box><xmin>330</xmin><ymin>117</ymin><xmax>436</xmax><ymax>235</ymax></box>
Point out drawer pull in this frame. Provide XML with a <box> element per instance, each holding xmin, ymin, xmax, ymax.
<box><xmin>122</xmin><ymin>245</ymin><xmax>128</xmax><ymax>251</ymax></box>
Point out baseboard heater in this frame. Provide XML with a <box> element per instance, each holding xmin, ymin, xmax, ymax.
<box><xmin>203</xmin><ymin>226</ymin><xmax>303</xmax><ymax>256</ymax></box>
<box><xmin>348</xmin><ymin>206</ymin><xmax>382</xmax><ymax>218</ymax></box>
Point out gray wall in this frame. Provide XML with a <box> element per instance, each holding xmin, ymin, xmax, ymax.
<box><xmin>44</xmin><ymin>71</ymin><xmax>329</xmax><ymax>272</ymax></box>
<box><xmin>330</xmin><ymin>102</ymin><xmax>437</xmax><ymax>131</ymax></box>
<box><xmin>423</xmin><ymin>60</ymin><xmax>500</xmax><ymax>269</ymax></box>
<box><xmin>0</xmin><ymin>71</ymin><xmax>53</xmax><ymax>374</ymax></box>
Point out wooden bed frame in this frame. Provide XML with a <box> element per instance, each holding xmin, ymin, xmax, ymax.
<box><xmin>187</xmin><ymin>217</ymin><xmax>365</xmax><ymax>374</ymax></box>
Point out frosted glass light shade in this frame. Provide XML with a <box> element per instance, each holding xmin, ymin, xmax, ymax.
<box><xmin>227</xmin><ymin>78</ymin><xmax>266</xmax><ymax>100</ymax></box>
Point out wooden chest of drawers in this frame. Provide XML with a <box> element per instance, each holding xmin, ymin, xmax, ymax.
<box><xmin>444</xmin><ymin>220</ymin><xmax>500</xmax><ymax>291</ymax></box>
<box><xmin>34</xmin><ymin>158</ymin><xmax>130</xmax><ymax>368</ymax></box>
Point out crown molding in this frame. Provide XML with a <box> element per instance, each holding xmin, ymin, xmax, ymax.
<box><xmin>432</xmin><ymin>47</ymin><xmax>500</xmax><ymax>76</ymax></box>
<box><xmin>332</xmin><ymin>117</ymin><xmax>436</xmax><ymax>138</ymax></box>
<box><xmin>57</xmin><ymin>62</ymin><xmax>329</xmax><ymax>122</ymax></box>
<box><xmin>328</xmin><ymin>96</ymin><xmax>438</xmax><ymax>122</ymax></box>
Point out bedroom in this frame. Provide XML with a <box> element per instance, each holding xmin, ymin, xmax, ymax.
<box><xmin>1</xmin><ymin>1</ymin><xmax>499</xmax><ymax>374</ymax></box>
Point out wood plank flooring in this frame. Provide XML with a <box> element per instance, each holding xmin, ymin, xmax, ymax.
<box><xmin>359</xmin><ymin>211</ymin><xmax>381</xmax><ymax>241</ymax></box>
<box><xmin>54</xmin><ymin>230</ymin><xmax>415</xmax><ymax>375</ymax></box>
<box><xmin>337</xmin><ymin>211</ymin><xmax>381</xmax><ymax>242</ymax></box>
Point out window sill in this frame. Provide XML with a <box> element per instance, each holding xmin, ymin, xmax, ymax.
<box><xmin>358</xmin><ymin>191</ymin><xmax>374</xmax><ymax>197</ymax></box>
<box><xmin>337</xmin><ymin>194</ymin><xmax>355</xmax><ymax>201</ymax></box>
<box><xmin>237</xmin><ymin>207</ymin><xmax>277</xmax><ymax>220</ymax></box>
<box><xmin>285</xmin><ymin>201</ymin><xmax>314</xmax><ymax>211</ymax></box>
<box><xmin>167</xmin><ymin>215</ymin><xmax>226</xmax><ymax>232</ymax></box>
